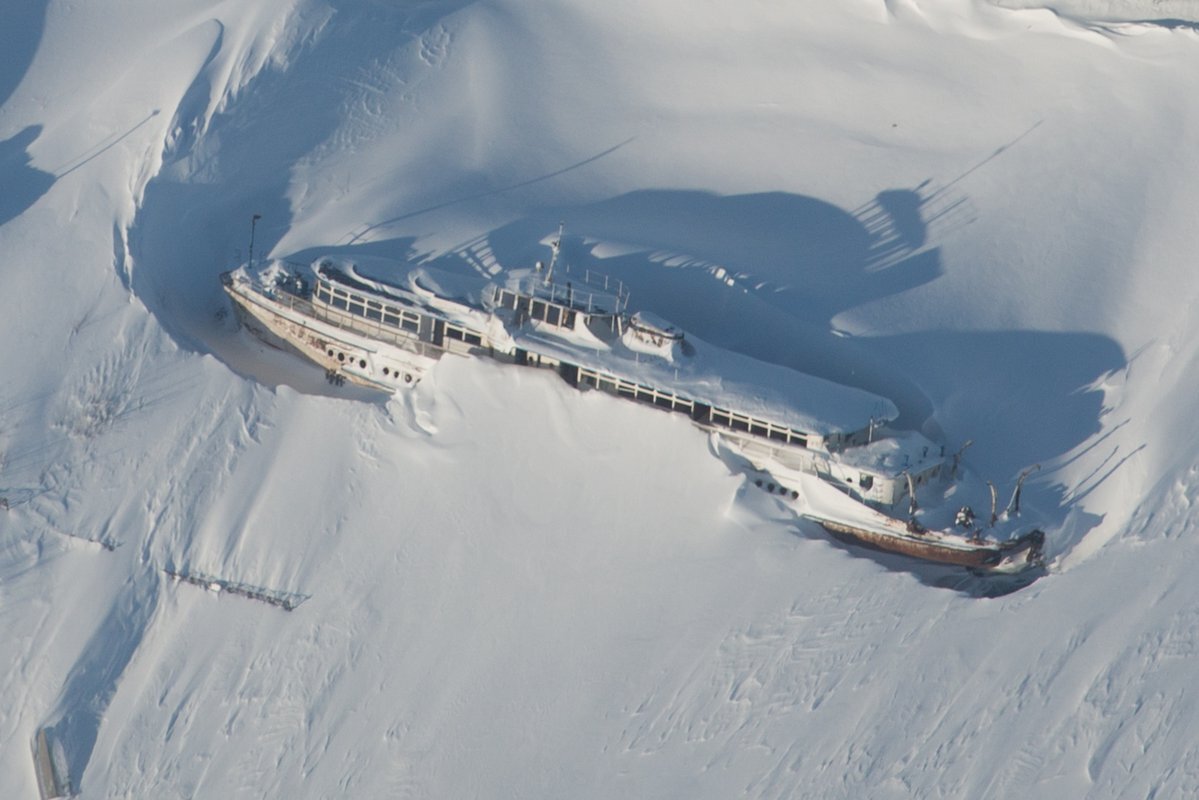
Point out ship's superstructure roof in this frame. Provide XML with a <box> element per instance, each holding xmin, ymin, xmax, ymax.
<box><xmin>311</xmin><ymin>255</ymin><xmax>897</xmax><ymax>437</ymax></box>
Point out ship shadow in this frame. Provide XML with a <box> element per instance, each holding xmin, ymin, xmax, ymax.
<box><xmin>435</xmin><ymin>189</ymin><xmax>1124</xmax><ymax>560</ymax></box>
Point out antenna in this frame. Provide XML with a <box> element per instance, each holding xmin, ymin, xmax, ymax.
<box><xmin>248</xmin><ymin>213</ymin><xmax>262</xmax><ymax>269</ymax></box>
<box><xmin>545</xmin><ymin>220</ymin><xmax>564</xmax><ymax>284</ymax></box>
<box><xmin>987</xmin><ymin>481</ymin><xmax>998</xmax><ymax>527</ymax></box>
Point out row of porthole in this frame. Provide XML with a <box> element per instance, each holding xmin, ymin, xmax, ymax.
<box><xmin>382</xmin><ymin>366</ymin><xmax>414</xmax><ymax>383</ymax></box>
<box><xmin>325</xmin><ymin>347</ymin><xmax>414</xmax><ymax>384</ymax></box>
<box><xmin>328</xmin><ymin>348</ymin><xmax>367</xmax><ymax>369</ymax></box>
<box><xmin>754</xmin><ymin>479</ymin><xmax>800</xmax><ymax>500</ymax></box>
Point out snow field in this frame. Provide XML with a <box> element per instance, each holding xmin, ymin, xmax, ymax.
<box><xmin>4</xmin><ymin>0</ymin><xmax>1199</xmax><ymax>797</ymax></box>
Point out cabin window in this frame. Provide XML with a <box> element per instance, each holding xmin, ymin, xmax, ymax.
<box><xmin>730</xmin><ymin>417</ymin><xmax>750</xmax><ymax>433</ymax></box>
<box><xmin>401</xmin><ymin>316</ymin><xmax>419</xmax><ymax>332</ymax></box>
<box><xmin>654</xmin><ymin>394</ymin><xmax>673</xmax><ymax>409</ymax></box>
<box><xmin>618</xmin><ymin>383</ymin><xmax>636</xmax><ymax>399</ymax></box>
<box><xmin>750</xmin><ymin>422</ymin><xmax>769</xmax><ymax>437</ymax></box>
<box><xmin>673</xmin><ymin>398</ymin><xmax>693</xmax><ymax>413</ymax></box>
<box><xmin>545</xmin><ymin>306</ymin><xmax>562</xmax><ymax>326</ymax></box>
<box><xmin>464</xmin><ymin>332</ymin><xmax>482</xmax><ymax>346</ymax></box>
<box><xmin>331</xmin><ymin>296</ymin><xmax>348</xmax><ymax>311</ymax></box>
<box><xmin>366</xmin><ymin>305</ymin><xmax>383</xmax><ymax>322</ymax></box>
<box><xmin>530</xmin><ymin>300</ymin><xmax>548</xmax><ymax>322</ymax></box>
<box><xmin>711</xmin><ymin>410</ymin><xmax>731</xmax><ymax>427</ymax></box>
<box><xmin>768</xmin><ymin>428</ymin><xmax>789</xmax><ymax>443</ymax></box>
<box><xmin>349</xmin><ymin>302</ymin><xmax>365</xmax><ymax>316</ymax></box>
<box><xmin>563</xmin><ymin>310</ymin><xmax>577</xmax><ymax>328</ymax></box>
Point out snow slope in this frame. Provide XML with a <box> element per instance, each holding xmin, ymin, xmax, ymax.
<box><xmin>3</xmin><ymin>0</ymin><xmax>1199</xmax><ymax>797</ymax></box>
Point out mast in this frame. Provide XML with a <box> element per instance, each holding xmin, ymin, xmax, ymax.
<box><xmin>904</xmin><ymin>471</ymin><xmax>918</xmax><ymax>517</ymax></box>
<box><xmin>1004</xmin><ymin>464</ymin><xmax>1041</xmax><ymax>518</ymax></box>
<box><xmin>544</xmin><ymin>220</ymin><xmax>564</xmax><ymax>284</ymax></box>
<box><xmin>248</xmin><ymin>213</ymin><xmax>262</xmax><ymax>269</ymax></box>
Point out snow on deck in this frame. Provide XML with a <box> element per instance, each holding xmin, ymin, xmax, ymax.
<box><xmin>520</xmin><ymin>325</ymin><xmax>896</xmax><ymax>436</ymax></box>
<box><xmin>310</xmin><ymin>256</ymin><xmax>897</xmax><ymax>435</ymax></box>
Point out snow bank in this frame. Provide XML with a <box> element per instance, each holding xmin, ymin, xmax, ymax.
<box><xmin>5</xmin><ymin>0</ymin><xmax>1199</xmax><ymax>797</ymax></box>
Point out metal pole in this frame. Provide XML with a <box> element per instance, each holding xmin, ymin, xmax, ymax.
<box><xmin>248</xmin><ymin>213</ymin><xmax>262</xmax><ymax>269</ymax></box>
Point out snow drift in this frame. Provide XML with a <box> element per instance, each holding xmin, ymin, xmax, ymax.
<box><xmin>3</xmin><ymin>1</ymin><xmax>1199</xmax><ymax>797</ymax></box>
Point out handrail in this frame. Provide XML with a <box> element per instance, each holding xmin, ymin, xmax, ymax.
<box><xmin>519</xmin><ymin>264</ymin><xmax>630</xmax><ymax>315</ymax></box>
<box><xmin>235</xmin><ymin>274</ymin><xmax>450</xmax><ymax>358</ymax></box>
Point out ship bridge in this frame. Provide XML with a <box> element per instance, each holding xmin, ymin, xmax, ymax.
<box><xmin>492</xmin><ymin>266</ymin><xmax>629</xmax><ymax>332</ymax></box>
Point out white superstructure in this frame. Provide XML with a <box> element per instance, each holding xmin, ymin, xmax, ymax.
<box><xmin>223</xmin><ymin>251</ymin><xmax>944</xmax><ymax>509</ymax></box>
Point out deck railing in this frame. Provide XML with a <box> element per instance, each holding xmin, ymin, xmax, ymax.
<box><xmin>237</xmin><ymin>273</ymin><xmax>448</xmax><ymax>359</ymax></box>
<box><xmin>519</xmin><ymin>265</ymin><xmax>630</xmax><ymax>315</ymax></box>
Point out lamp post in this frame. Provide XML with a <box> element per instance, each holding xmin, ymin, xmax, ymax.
<box><xmin>248</xmin><ymin>213</ymin><xmax>262</xmax><ymax>268</ymax></box>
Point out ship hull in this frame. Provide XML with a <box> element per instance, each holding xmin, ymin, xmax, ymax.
<box><xmin>811</xmin><ymin>517</ymin><xmax>1045</xmax><ymax>573</ymax></box>
<box><xmin>221</xmin><ymin>271</ymin><xmax>438</xmax><ymax>390</ymax></box>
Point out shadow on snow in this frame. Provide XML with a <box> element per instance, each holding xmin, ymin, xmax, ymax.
<box><xmin>0</xmin><ymin>1</ymin><xmax>50</xmax><ymax>111</ymax></box>
<box><xmin>119</xmin><ymin>0</ymin><xmax>1122</xmax><ymax>589</ymax></box>
<box><xmin>0</xmin><ymin>126</ymin><xmax>55</xmax><ymax>229</ymax></box>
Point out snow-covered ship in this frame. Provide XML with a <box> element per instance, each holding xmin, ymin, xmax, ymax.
<box><xmin>220</xmin><ymin>227</ymin><xmax>1045</xmax><ymax>573</ymax></box>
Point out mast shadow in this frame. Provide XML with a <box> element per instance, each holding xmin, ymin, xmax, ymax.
<box><xmin>0</xmin><ymin>126</ymin><xmax>55</xmax><ymax>228</ymax></box>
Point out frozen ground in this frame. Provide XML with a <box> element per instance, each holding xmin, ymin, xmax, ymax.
<box><xmin>3</xmin><ymin>1</ymin><xmax>1199</xmax><ymax>797</ymax></box>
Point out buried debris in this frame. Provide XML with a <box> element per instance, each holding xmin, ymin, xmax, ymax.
<box><xmin>163</xmin><ymin>568</ymin><xmax>309</xmax><ymax>611</ymax></box>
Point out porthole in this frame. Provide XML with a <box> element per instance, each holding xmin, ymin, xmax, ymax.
<box><xmin>327</xmin><ymin>349</ymin><xmax>334</xmax><ymax>357</ymax></box>
<box><xmin>383</xmin><ymin>367</ymin><xmax>390</xmax><ymax>376</ymax></box>
<box><xmin>403</xmin><ymin>373</ymin><xmax>413</xmax><ymax>384</ymax></box>
<box><xmin>337</xmin><ymin>352</ymin><xmax>345</xmax><ymax>362</ymax></box>
<box><xmin>359</xmin><ymin>359</ymin><xmax>366</xmax><ymax>368</ymax></box>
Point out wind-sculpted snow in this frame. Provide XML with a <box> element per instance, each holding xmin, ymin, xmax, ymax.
<box><xmin>991</xmin><ymin>0</ymin><xmax>1199</xmax><ymax>26</ymax></box>
<box><xmin>3</xmin><ymin>0</ymin><xmax>1199</xmax><ymax>797</ymax></box>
